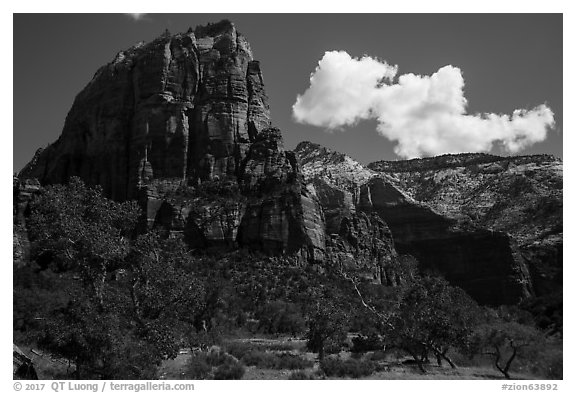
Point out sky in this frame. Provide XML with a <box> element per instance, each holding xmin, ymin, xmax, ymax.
<box><xmin>13</xmin><ymin>13</ymin><xmax>562</xmax><ymax>171</ymax></box>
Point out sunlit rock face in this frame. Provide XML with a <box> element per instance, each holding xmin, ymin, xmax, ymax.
<box><xmin>369</xmin><ymin>153</ymin><xmax>562</xmax><ymax>299</ymax></box>
<box><xmin>295</xmin><ymin>142</ymin><xmax>555</xmax><ymax>304</ymax></box>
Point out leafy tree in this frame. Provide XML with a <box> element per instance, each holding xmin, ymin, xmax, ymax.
<box><xmin>28</xmin><ymin>177</ymin><xmax>139</xmax><ymax>307</ymax></box>
<box><xmin>387</xmin><ymin>276</ymin><xmax>482</xmax><ymax>371</ymax></box>
<box><xmin>468</xmin><ymin>321</ymin><xmax>541</xmax><ymax>379</ymax></box>
<box><xmin>37</xmin><ymin>289</ymin><xmax>115</xmax><ymax>378</ymax></box>
<box><xmin>125</xmin><ymin>231</ymin><xmax>206</xmax><ymax>357</ymax></box>
<box><xmin>305</xmin><ymin>295</ymin><xmax>349</xmax><ymax>360</ymax></box>
<box><xmin>24</xmin><ymin>178</ymin><xmax>205</xmax><ymax>378</ymax></box>
<box><xmin>256</xmin><ymin>300</ymin><xmax>305</xmax><ymax>335</ymax></box>
<box><xmin>341</xmin><ymin>268</ymin><xmax>482</xmax><ymax>373</ymax></box>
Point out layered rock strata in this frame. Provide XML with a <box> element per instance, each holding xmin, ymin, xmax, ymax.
<box><xmin>368</xmin><ymin>153</ymin><xmax>563</xmax><ymax>297</ymax></box>
<box><xmin>296</xmin><ymin>142</ymin><xmax>537</xmax><ymax>304</ymax></box>
<box><xmin>19</xmin><ymin>22</ymin><xmax>326</xmax><ymax>262</ymax></box>
<box><xmin>20</xmin><ymin>20</ymin><xmax>270</xmax><ymax>201</ymax></box>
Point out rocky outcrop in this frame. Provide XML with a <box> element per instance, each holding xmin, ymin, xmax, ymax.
<box><xmin>20</xmin><ymin>20</ymin><xmax>270</xmax><ymax>201</ymax></box>
<box><xmin>368</xmin><ymin>153</ymin><xmax>563</xmax><ymax>298</ymax></box>
<box><xmin>296</xmin><ymin>142</ymin><xmax>537</xmax><ymax>304</ymax></box>
<box><xmin>310</xmin><ymin>177</ymin><xmax>398</xmax><ymax>282</ymax></box>
<box><xmin>236</xmin><ymin>128</ymin><xmax>325</xmax><ymax>261</ymax></box>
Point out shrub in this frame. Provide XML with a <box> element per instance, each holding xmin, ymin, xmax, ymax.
<box><xmin>543</xmin><ymin>354</ymin><xmax>563</xmax><ymax>379</ymax></box>
<box><xmin>261</xmin><ymin>342</ymin><xmax>299</xmax><ymax>352</ymax></box>
<box><xmin>256</xmin><ymin>301</ymin><xmax>306</xmax><ymax>335</ymax></box>
<box><xmin>351</xmin><ymin>333</ymin><xmax>385</xmax><ymax>353</ymax></box>
<box><xmin>189</xmin><ymin>329</ymin><xmax>223</xmax><ymax>351</ymax></box>
<box><xmin>213</xmin><ymin>362</ymin><xmax>245</xmax><ymax>380</ymax></box>
<box><xmin>185</xmin><ymin>354</ymin><xmax>212</xmax><ymax>380</ymax></box>
<box><xmin>288</xmin><ymin>370</ymin><xmax>315</xmax><ymax>380</ymax></box>
<box><xmin>234</xmin><ymin>348</ymin><xmax>313</xmax><ymax>370</ymax></box>
<box><xmin>223</xmin><ymin>341</ymin><xmax>255</xmax><ymax>360</ymax></box>
<box><xmin>206</xmin><ymin>348</ymin><xmax>237</xmax><ymax>367</ymax></box>
<box><xmin>275</xmin><ymin>353</ymin><xmax>314</xmax><ymax>370</ymax></box>
<box><xmin>518</xmin><ymin>340</ymin><xmax>563</xmax><ymax>380</ymax></box>
<box><xmin>240</xmin><ymin>350</ymin><xmax>279</xmax><ymax>368</ymax></box>
<box><xmin>366</xmin><ymin>350</ymin><xmax>388</xmax><ymax>362</ymax></box>
<box><xmin>320</xmin><ymin>357</ymin><xmax>375</xmax><ymax>378</ymax></box>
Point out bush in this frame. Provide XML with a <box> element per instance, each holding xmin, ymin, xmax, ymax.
<box><xmin>233</xmin><ymin>348</ymin><xmax>313</xmax><ymax>370</ymax></box>
<box><xmin>185</xmin><ymin>354</ymin><xmax>212</xmax><ymax>379</ymax></box>
<box><xmin>275</xmin><ymin>353</ymin><xmax>314</xmax><ymax>370</ymax></box>
<box><xmin>241</xmin><ymin>350</ymin><xmax>279</xmax><ymax>368</ymax></box>
<box><xmin>260</xmin><ymin>342</ymin><xmax>299</xmax><ymax>352</ymax></box>
<box><xmin>213</xmin><ymin>362</ymin><xmax>245</xmax><ymax>380</ymax></box>
<box><xmin>518</xmin><ymin>340</ymin><xmax>563</xmax><ymax>380</ymax></box>
<box><xmin>223</xmin><ymin>341</ymin><xmax>255</xmax><ymax>360</ymax></box>
<box><xmin>366</xmin><ymin>350</ymin><xmax>388</xmax><ymax>362</ymax></box>
<box><xmin>543</xmin><ymin>354</ymin><xmax>563</xmax><ymax>379</ymax></box>
<box><xmin>189</xmin><ymin>329</ymin><xmax>223</xmax><ymax>351</ymax></box>
<box><xmin>351</xmin><ymin>333</ymin><xmax>385</xmax><ymax>353</ymax></box>
<box><xmin>320</xmin><ymin>357</ymin><xmax>375</xmax><ymax>378</ymax></box>
<box><xmin>256</xmin><ymin>301</ymin><xmax>306</xmax><ymax>335</ymax></box>
<box><xmin>206</xmin><ymin>348</ymin><xmax>237</xmax><ymax>367</ymax></box>
<box><xmin>288</xmin><ymin>370</ymin><xmax>315</xmax><ymax>380</ymax></box>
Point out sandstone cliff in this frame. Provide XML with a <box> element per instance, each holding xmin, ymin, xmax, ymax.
<box><xmin>20</xmin><ymin>20</ymin><xmax>270</xmax><ymax>201</ymax></box>
<box><xmin>368</xmin><ymin>153</ymin><xmax>563</xmax><ymax>297</ymax></box>
<box><xmin>19</xmin><ymin>21</ymin><xmax>326</xmax><ymax>263</ymax></box>
<box><xmin>296</xmin><ymin>142</ymin><xmax>540</xmax><ymax>304</ymax></box>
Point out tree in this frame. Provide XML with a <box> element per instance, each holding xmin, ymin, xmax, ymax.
<box><xmin>28</xmin><ymin>177</ymin><xmax>140</xmax><ymax>307</ymax></box>
<box><xmin>126</xmin><ymin>231</ymin><xmax>206</xmax><ymax>356</ymax></box>
<box><xmin>256</xmin><ymin>300</ymin><xmax>305</xmax><ymax>335</ymax></box>
<box><xmin>305</xmin><ymin>295</ymin><xmax>349</xmax><ymax>360</ymax></box>
<box><xmin>25</xmin><ymin>178</ymin><xmax>205</xmax><ymax>378</ymax></box>
<box><xmin>468</xmin><ymin>321</ymin><xmax>540</xmax><ymax>379</ymax></box>
<box><xmin>387</xmin><ymin>276</ymin><xmax>482</xmax><ymax>371</ymax></box>
<box><xmin>341</xmin><ymin>269</ymin><xmax>482</xmax><ymax>373</ymax></box>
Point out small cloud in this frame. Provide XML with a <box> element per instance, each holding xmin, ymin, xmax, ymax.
<box><xmin>125</xmin><ymin>13</ymin><xmax>148</xmax><ymax>21</ymax></box>
<box><xmin>293</xmin><ymin>51</ymin><xmax>555</xmax><ymax>158</ymax></box>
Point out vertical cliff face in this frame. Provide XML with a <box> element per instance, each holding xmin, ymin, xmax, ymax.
<box><xmin>20</xmin><ymin>20</ymin><xmax>270</xmax><ymax>201</ymax></box>
<box><xmin>237</xmin><ymin>128</ymin><xmax>326</xmax><ymax>261</ymax></box>
<box><xmin>296</xmin><ymin>142</ymin><xmax>536</xmax><ymax>305</ymax></box>
<box><xmin>368</xmin><ymin>153</ymin><xmax>563</xmax><ymax>298</ymax></box>
<box><xmin>19</xmin><ymin>21</ymin><xmax>326</xmax><ymax>263</ymax></box>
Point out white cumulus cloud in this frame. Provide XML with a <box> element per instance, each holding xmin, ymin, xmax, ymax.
<box><xmin>292</xmin><ymin>51</ymin><xmax>555</xmax><ymax>158</ymax></box>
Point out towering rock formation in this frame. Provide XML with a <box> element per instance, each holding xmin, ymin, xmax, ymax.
<box><xmin>20</xmin><ymin>20</ymin><xmax>270</xmax><ymax>201</ymax></box>
<box><xmin>296</xmin><ymin>142</ymin><xmax>541</xmax><ymax>304</ymax></box>
<box><xmin>19</xmin><ymin>21</ymin><xmax>326</xmax><ymax>263</ymax></box>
